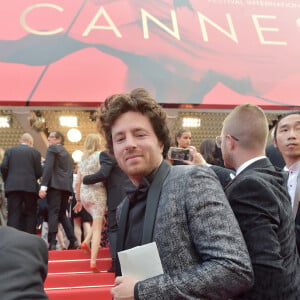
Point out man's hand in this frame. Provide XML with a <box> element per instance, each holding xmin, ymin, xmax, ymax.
<box><xmin>110</xmin><ymin>276</ymin><xmax>138</xmax><ymax>300</ymax></box>
<box><xmin>39</xmin><ymin>190</ymin><xmax>47</xmax><ymax>199</ymax></box>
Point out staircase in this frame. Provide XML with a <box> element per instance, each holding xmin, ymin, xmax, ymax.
<box><xmin>45</xmin><ymin>248</ymin><xmax>114</xmax><ymax>300</ymax></box>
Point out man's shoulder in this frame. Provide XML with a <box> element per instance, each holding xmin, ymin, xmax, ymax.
<box><xmin>48</xmin><ymin>144</ymin><xmax>58</xmax><ymax>151</ymax></box>
<box><xmin>5</xmin><ymin>145</ymin><xmax>34</xmax><ymax>155</ymax></box>
<box><xmin>0</xmin><ymin>226</ymin><xmax>47</xmax><ymax>254</ymax></box>
<box><xmin>234</xmin><ymin>167</ymin><xmax>266</xmax><ymax>182</ymax></box>
<box><xmin>5</xmin><ymin>145</ymin><xmax>20</xmax><ymax>152</ymax></box>
<box><xmin>100</xmin><ymin>150</ymin><xmax>115</xmax><ymax>161</ymax></box>
<box><xmin>168</xmin><ymin>164</ymin><xmax>214</xmax><ymax>180</ymax></box>
<box><xmin>27</xmin><ymin>146</ymin><xmax>41</xmax><ymax>156</ymax></box>
<box><xmin>210</xmin><ymin>165</ymin><xmax>235</xmax><ymax>177</ymax></box>
<box><xmin>48</xmin><ymin>144</ymin><xmax>66</xmax><ymax>153</ymax></box>
<box><xmin>230</xmin><ymin>168</ymin><xmax>283</xmax><ymax>192</ymax></box>
<box><xmin>1</xmin><ymin>225</ymin><xmax>33</xmax><ymax>241</ymax></box>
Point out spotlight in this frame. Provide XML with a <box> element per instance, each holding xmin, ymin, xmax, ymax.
<box><xmin>67</xmin><ymin>128</ymin><xmax>82</xmax><ymax>143</ymax></box>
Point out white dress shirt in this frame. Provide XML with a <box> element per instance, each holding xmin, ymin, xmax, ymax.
<box><xmin>287</xmin><ymin>161</ymin><xmax>300</xmax><ymax>209</ymax></box>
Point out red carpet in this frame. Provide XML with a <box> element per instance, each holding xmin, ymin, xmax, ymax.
<box><xmin>45</xmin><ymin>248</ymin><xmax>114</xmax><ymax>300</ymax></box>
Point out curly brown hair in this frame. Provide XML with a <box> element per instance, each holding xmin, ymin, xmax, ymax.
<box><xmin>97</xmin><ymin>88</ymin><xmax>171</xmax><ymax>158</ymax></box>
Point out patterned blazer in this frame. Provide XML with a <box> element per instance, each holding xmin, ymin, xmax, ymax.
<box><xmin>117</xmin><ymin>160</ymin><xmax>253</xmax><ymax>299</ymax></box>
<box><xmin>225</xmin><ymin>158</ymin><xmax>300</xmax><ymax>300</ymax></box>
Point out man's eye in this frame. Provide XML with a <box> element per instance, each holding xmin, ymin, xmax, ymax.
<box><xmin>136</xmin><ymin>133</ymin><xmax>146</xmax><ymax>137</ymax></box>
<box><xmin>115</xmin><ymin>137</ymin><xmax>125</xmax><ymax>142</ymax></box>
<box><xmin>279</xmin><ymin>128</ymin><xmax>288</xmax><ymax>133</ymax></box>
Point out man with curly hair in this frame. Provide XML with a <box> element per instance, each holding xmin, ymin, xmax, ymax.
<box><xmin>98</xmin><ymin>88</ymin><xmax>253</xmax><ymax>300</ymax></box>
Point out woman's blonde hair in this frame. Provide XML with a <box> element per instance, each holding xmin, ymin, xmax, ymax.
<box><xmin>81</xmin><ymin>134</ymin><xmax>102</xmax><ymax>161</ymax></box>
<box><xmin>0</xmin><ymin>148</ymin><xmax>4</xmax><ymax>164</ymax></box>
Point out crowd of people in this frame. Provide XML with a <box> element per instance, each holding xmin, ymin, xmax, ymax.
<box><xmin>0</xmin><ymin>87</ymin><xmax>300</xmax><ymax>299</ymax></box>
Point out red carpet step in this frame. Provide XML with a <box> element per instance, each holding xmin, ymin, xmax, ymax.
<box><xmin>45</xmin><ymin>247</ymin><xmax>114</xmax><ymax>300</ymax></box>
<box><xmin>48</xmin><ymin>248</ymin><xmax>110</xmax><ymax>260</ymax></box>
<box><xmin>48</xmin><ymin>257</ymin><xmax>111</xmax><ymax>273</ymax></box>
<box><xmin>45</xmin><ymin>273</ymin><xmax>114</xmax><ymax>288</ymax></box>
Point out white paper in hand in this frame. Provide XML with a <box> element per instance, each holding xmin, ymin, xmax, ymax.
<box><xmin>117</xmin><ymin>242</ymin><xmax>164</xmax><ymax>281</ymax></box>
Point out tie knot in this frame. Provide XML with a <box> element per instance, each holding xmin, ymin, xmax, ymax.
<box><xmin>125</xmin><ymin>178</ymin><xmax>150</xmax><ymax>203</ymax></box>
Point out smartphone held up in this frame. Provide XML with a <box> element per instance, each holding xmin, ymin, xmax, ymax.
<box><xmin>167</xmin><ymin>147</ymin><xmax>193</xmax><ymax>161</ymax></box>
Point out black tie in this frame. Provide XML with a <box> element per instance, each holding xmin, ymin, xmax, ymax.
<box><xmin>125</xmin><ymin>178</ymin><xmax>150</xmax><ymax>204</ymax></box>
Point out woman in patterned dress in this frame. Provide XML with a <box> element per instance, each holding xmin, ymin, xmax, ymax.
<box><xmin>74</xmin><ymin>134</ymin><xmax>107</xmax><ymax>272</ymax></box>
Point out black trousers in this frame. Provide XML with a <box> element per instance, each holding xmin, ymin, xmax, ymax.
<box><xmin>7</xmin><ymin>191</ymin><xmax>38</xmax><ymax>234</ymax></box>
<box><xmin>107</xmin><ymin>208</ymin><xmax>118</xmax><ymax>260</ymax></box>
<box><xmin>47</xmin><ymin>188</ymin><xmax>76</xmax><ymax>244</ymax></box>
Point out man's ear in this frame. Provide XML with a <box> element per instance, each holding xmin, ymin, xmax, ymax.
<box><xmin>227</xmin><ymin>135</ymin><xmax>236</xmax><ymax>150</ymax></box>
<box><xmin>272</xmin><ymin>137</ymin><xmax>278</xmax><ymax>148</ymax></box>
<box><xmin>160</xmin><ymin>143</ymin><xmax>164</xmax><ymax>154</ymax></box>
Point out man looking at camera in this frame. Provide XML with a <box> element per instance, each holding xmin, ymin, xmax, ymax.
<box><xmin>98</xmin><ymin>88</ymin><xmax>253</xmax><ymax>300</ymax></box>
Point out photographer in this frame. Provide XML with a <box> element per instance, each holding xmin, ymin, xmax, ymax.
<box><xmin>171</xmin><ymin>129</ymin><xmax>193</xmax><ymax>165</ymax></box>
<box><xmin>169</xmin><ymin>130</ymin><xmax>235</xmax><ymax>188</ymax></box>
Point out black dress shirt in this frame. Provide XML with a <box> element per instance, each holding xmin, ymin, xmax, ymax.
<box><xmin>124</xmin><ymin>176</ymin><xmax>153</xmax><ymax>250</ymax></box>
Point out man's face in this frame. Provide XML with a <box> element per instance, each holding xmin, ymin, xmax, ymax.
<box><xmin>48</xmin><ymin>132</ymin><xmax>60</xmax><ymax>145</ymax></box>
<box><xmin>275</xmin><ymin>114</ymin><xmax>300</xmax><ymax>166</ymax></box>
<box><xmin>111</xmin><ymin>111</ymin><xmax>164</xmax><ymax>186</ymax></box>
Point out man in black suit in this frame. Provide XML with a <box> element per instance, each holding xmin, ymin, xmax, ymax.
<box><xmin>218</xmin><ymin>103</ymin><xmax>300</xmax><ymax>299</ymax></box>
<box><xmin>209</xmin><ymin>164</ymin><xmax>235</xmax><ymax>188</ymax></box>
<box><xmin>0</xmin><ymin>225</ymin><xmax>48</xmax><ymax>300</ymax></box>
<box><xmin>265</xmin><ymin>143</ymin><xmax>285</xmax><ymax>169</ymax></box>
<box><xmin>83</xmin><ymin>150</ymin><xmax>129</xmax><ymax>272</ymax></box>
<box><xmin>273</xmin><ymin>111</ymin><xmax>300</xmax><ymax>252</ymax></box>
<box><xmin>39</xmin><ymin>131</ymin><xmax>78</xmax><ymax>250</ymax></box>
<box><xmin>1</xmin><ymin>133</ymin><xmax>42</xmax><ymax>234</ymax></box>
<box><xmin>101</xmin><ymin>89</ymin><xmax>253</xmax><ymax>299</ymax></box>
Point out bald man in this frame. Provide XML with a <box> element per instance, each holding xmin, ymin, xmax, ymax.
<box><xmin>219</xmin><ymin>104</ymin><xmax>300</xmax><ymax>299</ymax></box>
<box><xmin>1</xmin><ymin>133</ymin><xmax>42</xmax><ymax>233</ymax></box>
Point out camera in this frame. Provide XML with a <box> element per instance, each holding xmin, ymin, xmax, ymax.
<box><xmin>167</xmin><ymin>147</ymin><xmax>193</xmax><ymax>161</ymax></box>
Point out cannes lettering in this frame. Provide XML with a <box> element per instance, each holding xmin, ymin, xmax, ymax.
<box><xmin>18</xmin><ymin>3</ymin><xmax>300</xmax><ymax>46</ymax></box>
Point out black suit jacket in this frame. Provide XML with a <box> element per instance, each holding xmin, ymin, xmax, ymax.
<box><xmin>41</xmin><ymin>144</ymin><xmax>73</xmax><ymax>193</ymax></box>
<box><xmin>266</xmin><ymin>143</ymin><xmax>285</xmax><ymax>169</ymax></box>
<box><xmin>225</xmin><ymin>158</ymin><xmax>300</xmax><ymax>299</ymax></box>
<box><xmin>173</xmin><ymin>160</ymin><xmax>235</xmax><ymax>189</ymax></box>
<box><xmin>210</xmin><ymin>165</ymin><xmax>235</xmax><ymax>188</ymax></box>
<box><xmin>0</xmin><ymin>226</ymin><xmax>48</xmax><ymax>300</ymax></box>
<box><xmin>83</xmin><ymin>151</ymin><xmax>128</xmax><ymax>211</ymax></box>
<box><xmin>295</xmin><ymin>207</ymin><xmax>300</xmax><ymax>254</ymax></box>
<box><xmin>1</xmin><ymin>144</ymin><xmax>42</xmax><ymax>194</ymax></box>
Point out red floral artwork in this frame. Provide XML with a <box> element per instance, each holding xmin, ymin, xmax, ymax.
<box><xmin>0</xmin><ymin>0</ymin><xmax>299</xmax><ymax>109</ymax></box>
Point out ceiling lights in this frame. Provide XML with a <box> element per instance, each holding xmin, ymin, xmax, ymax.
<box><xmin>182</xmin><ymin>117</ymin><xmax>201</xmax><ymax>128</ymax></box>
<box><xmin>59</xmin><ymin>116</ymin><xmax>78</xmax><ymax>127</ymax></box>
<box><xmin>0</xmin><ymin>116</ymin><xmax>11</xmax><ymax>128</ymax></box>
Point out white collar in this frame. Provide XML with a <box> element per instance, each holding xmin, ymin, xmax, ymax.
<box><xmin>236</xmin><ymin>156</ymin><xmax>266</xmax><ymax>175</ymax></box>
<box><xmin>288</xmin><ymin>161</ymin><xmax>300</xmax><ymax>173</ymax></box>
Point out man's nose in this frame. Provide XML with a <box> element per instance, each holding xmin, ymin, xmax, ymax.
<box><xmin>288</xmin><ymin>128</ymin><xmax>297</xmax><ymax>138</ymax></box>
<box><xmin>124</xmin><ymin>135</ymin><xmax>137</xmax><ymax>150</ymax></box>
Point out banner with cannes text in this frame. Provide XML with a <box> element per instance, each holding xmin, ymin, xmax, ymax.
<box><xmin>0</xmin><ymin>0</ymin><xmax>299</xmax><ymax>109</ymax></box>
